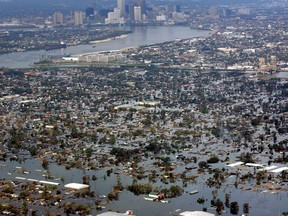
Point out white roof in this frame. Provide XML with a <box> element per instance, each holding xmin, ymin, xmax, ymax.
<box><xmin>19</xmin><ymin>100</ymin><xmax>36</xmax><ymax>103</ymax></box>
<box><xmin>245</xmin><ymin>163</ymin><xmax>264</xmax><ymax>167</ymax></box>
<box><xmin>97</xmin><ymin>213</ymin><xmax>124</xmax><ymax>216</ymax></box>
<box><xmin>98</xmin><ymin>212</ymin><xmax>134</xmax><ymax>216</ymax></box>
<box><xmin>270</xmin><ymin>167</ymin><xmax>288</xmax><ymax>173</ymax></box>
<box><xmin>39</xmin><ymin>180</ymin><xmax>60</xmax><ymax>186</ymax></box>
<box><xmin>179</xmin><ymin>211</ymin><xmax>215</xmax><ymax>216</ymax></box>
<box><xmin>15</xmin><ymin>177</ymin><xmax>26</xmax><ymax>180</ymax></box>
<box><xmin>228</xmin><ymin>162</ymin><xmax>244</xmax><ymax>167</ymax></box>
<box><xmin>64</xmin><ymin>183</ymin><xmax>89</xmax><ymax>190</ymax></box>
<box><xmin>259</xmin><ymin>165</ymin><xmax>278</xmax><ymax>171</ymax></box>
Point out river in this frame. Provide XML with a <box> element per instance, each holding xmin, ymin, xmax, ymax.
<box><xmin>0</xmin><ymin>26</ymin><xmax>210</xmax><ymax>68</ymax></box>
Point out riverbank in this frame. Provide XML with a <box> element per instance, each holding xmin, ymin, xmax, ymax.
<box><xmin>89</xmin><ymin>34</ymin><xmax>129</xmax><ymax>44</ymax></box>
<box><xmin>0</xmin><ymin>28</ymin><xmax>132</xmax><ymax>56</ymax></box>
<box><xmin>0</xmin><ymin>26</ymin><xmax>210</xmax><ymax>68</ymax></box>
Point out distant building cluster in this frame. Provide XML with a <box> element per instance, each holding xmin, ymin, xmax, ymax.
<box><xmin>52</xmin><ymin>10</ymin><xmax>85</xmax><ymax>26</ymax></box>
<box><xmin>259</xmin><ymin>56</ymin><xmax>278</xmax><ymax>72</ymax></box>
<box><xmin>105</xmin><ymin>0</ymin><xmax>147</xmax><ymax>24</ymax></box>
<box><xmin>49</xmin><ymin>0</ymin><xmax>183</xmax><ymax>26</ymax></box>
<box><xmin>0</xmin><ymin>0</ymin><xmax>271</xmax><ymax>28</ymax></box>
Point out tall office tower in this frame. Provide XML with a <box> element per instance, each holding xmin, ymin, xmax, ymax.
<box><xmin>117</xmin><ymin>0</ymin><xmax>125</xmax><ymax>17</ymax></box>
<box><xmin>52</xmin><ymin>12</ymin><xmax>64</xmax><ymax>25</ymax></box>
<box><xmin>134</xmin><ymin>6</ymin><xmax>142</xmax><ymax>21</ymax></box>
<box><xmin>128</xmin><ymin>4</ymin><xmax>135</xmax><ymax>20</ymax></box>
<box><xmin>209</xmin><ymin>6</ymin><xmax>218</xmax><ymax>18</ymax></box>
<box><xmin>105</xmin><ymin>8</ymin><xmax>124</xmax><ymax>24</ymax></box>
<box><xmin>92</xmin><ymin>0</ymin><xmax>98</xmax><ymax>16</ymax></box>
<box><xmin>135</xmin><ymin>0</ymin><xmax>146</xmax><ymax>14</ymax></box>
<box><xmin>86</xmin><ymin>7</ymin><xmax>94</xmax><ymax>20</ymax></box>
<box><xmin>74</xmin><ymin>11</ymin><xmax>84</xmax><ymax>25</ymax></box>
<box><xmin>92</xmin><ymin>0</ymin><xmax>96</xmax><ymax>10</ymax></box>
<box><xmin>175</xmin><ymin>5</ymin><xmax>181</xmax><ymax>13</ymax></box>
<box><xmin>166</xmin><ymin>4</ymin><xmax>175</xmax><ymax>13</ymax></box>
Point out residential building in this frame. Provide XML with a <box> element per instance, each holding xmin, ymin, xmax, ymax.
<box><xmin>74</xmin><ymin>11</ymin><xmax>84</xmax><ymax>25</ymax></box>
<box><xmin>52</xmin><ymin>12</ymin><xmax>64</xmax><ymax>26</ymax></box>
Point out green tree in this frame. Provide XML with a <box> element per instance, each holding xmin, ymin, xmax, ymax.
<box><xmin>243</xmin><ymin>203</ymin><xmax>249</xmax><ymax>215</ymax></box>
<box><xmin>230</xmin><ymin>202</ymin><xmax>239</xmax><ymax>215</ymax></box>
<box><xmin>28</xmin><ymin>145</ymin><xmax>38</xmax><ymax>156</ymax></box>
<box><xmin>114</xmin><ymin>176</ymin><xmax>124</xmax><ymax>191</ymax></box>
<box><xmin>82</xmin><ymin>175</ymin><xmax>90</xmax><ymax>185</ymax></box>
<box><xmin>91</xmin><ymin>132</ymin><xmax>98</xmax><ymax>143</ymax></box>
<box><xmin>21</xmin><ymin>201</ymin><xmax>28</xmax><ymax>215</ymax></box>
<box><xmin>207</xmin><ymin>155</ymin><xmax>219</xmax><ymax>163</ymax></box>
<box><xmin>198</xmin><ymin>161</ymin><xmax>207</xmax><ymax>169</ymax></box>
<box><xmin>71</xmin><ymin>125</ymin><xmax>78</xmax><ymax>138</ymax></box>
<box><xmin>225</xmin><ymin>193</ymin><xmax>231</xmax><ymax>208</ymax></box>
<box><xmin>216</xmin><ymin>199</ymin><xmax>224</xmax><ymax>215</ymax></box>
<box><xmin>41</xmin><ymin>158</ymin><xmax>49</xmax><ymax>169</ymax></box>
<box><xmin>109</xmin><ymin>134</ymin><xmax>116</xmax><ymax>145</ymax></box>
<box><xmin>169</xmin><ymin>185</ymin><xmax>183</xmax><ymax>197</ymax></box>
<box><xmin>85</xmin><ymin>148</ymin><xmax>93</xmax><ymax>157</ymax></box>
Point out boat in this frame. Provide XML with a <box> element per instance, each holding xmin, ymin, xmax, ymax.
<box><xmin>45</xmin><ymin>43</ymin><xmax>67</xmax><ymax>50</ymax></box>
<box><xmin>189</xmin><ymin>190</ymin><xmax>199</xmax><ymax>195</ymax></box>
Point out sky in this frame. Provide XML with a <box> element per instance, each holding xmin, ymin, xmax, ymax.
<box><xmin>0</xmin><ymin>0</ymin><xmax>260</xmax><ymax>18</ymax></box>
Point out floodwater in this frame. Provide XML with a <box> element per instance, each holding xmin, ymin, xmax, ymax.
<box><xmin>1</xmin><ymin>156</ymin><xmax>287</xmax><ymax>216</ymax></box>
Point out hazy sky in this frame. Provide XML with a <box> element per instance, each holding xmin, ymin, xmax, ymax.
<box><xmin>0</xmin><ymin>0</ymin><xmax>260</xmax><ymax>18</ymax></box>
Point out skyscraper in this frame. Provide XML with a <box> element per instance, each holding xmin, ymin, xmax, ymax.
<box><xmin>74</xmin><ymin>11</ymin><xmax>84</xmax><ymax>25</ymax></box>
<box><xmin>92</xmin><ymin>0</ymin><xmax>96</xmax><ymax>11</ymax></box>
<box><xmin>105</xmin><ymin>8</ymin><xmax>124</xmax><ymax>24</ymax></box>
<box><xmin>134</xmin><ymin>6</ymin><xmax>142</xmax><ymax>21</ymax></box>
<box><xmin>86</xmin><ymin>7</ymin><xmax>94</xmax><ymax>20</ymax></box>
<box><xmin>128</xmin><ymin>4</ymin><xmax>135</xmax><ymax>20</ymax></box>
<box><xmin>52</xmin><ymin>12</ymin><xmax>64</xmax><ymax>26</ymax></box>
<box><xmin>117</xmin><ymin>0</ymin><xmax>125</xmax><ymax>17</ymax></box>
<box><xmin>175</xmin><ymin>5</ymin><xmax>181</xmax><ymax>13</ymax></box>
<box><xmin>135</xmin><ymin>0</ymin><xmax>146</xmax><ymax>14</ymax></box>
<box><xmin>209</xmin><ymin>6</ymin><xmax>218</xmax><ymax>18</ymax></box>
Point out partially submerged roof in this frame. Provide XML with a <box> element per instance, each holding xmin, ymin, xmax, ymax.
<box><xmin>64</xmin><ymin>183</ymin><xmax>89</xmax><ymax>190</ymax></box>
<box><xmin>97</xmin><ymin>213</ymin><xmax>124</xmax><ymax>216</ymax></box>
<box><xmin>259</xmin><ymin>165</ymin><xmax>278</xmax><ymax>171</ymax></box>
<box><xmin>227</xmin><ymin>162</ymin><xmax>244</xmax><ymax>167</ymax></box>
<box><xmin>245</xmin><ymin>163</ymin><xmax>264</xmax><ymax>167</ymax></box>
<box><xmin>97</xmin><ymin>211</ymin><xmax>134</xmax><ymax>216</ymax></box>
<box><xmin>179</xmin><ymin>211</ymin><xmax>215</xmax><ymax>216</ymax></box>
<box><xmin>269</xmin><ymin>167</ymin><xmax>288</xmax><ymax>173</ymax></box>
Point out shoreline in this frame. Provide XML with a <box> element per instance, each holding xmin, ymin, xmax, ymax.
<box><xmin>0</xmin><ymin>26</ymin><xmax>211</xmax><ymax>68</ymax></box>
<box><xmin>89</xmin><ymin>34</ymin><xmax>129</xmax><ymax>44</ymax></box>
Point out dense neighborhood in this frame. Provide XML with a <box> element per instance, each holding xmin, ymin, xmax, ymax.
<box><xmin>0</xmin><ymin>0</ymin><xmax>288</xmax><ymax>215</ymax></box>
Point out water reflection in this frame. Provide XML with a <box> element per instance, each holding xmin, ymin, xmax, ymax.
<box><xmin>1</xmin><ymin>158</ymin><xmax>287</xmax><ymax>215</ymax></box>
